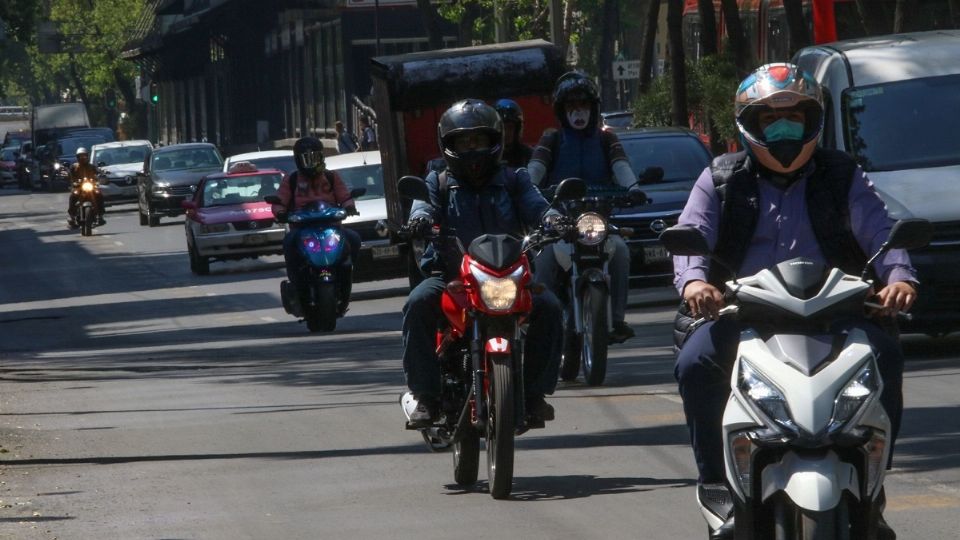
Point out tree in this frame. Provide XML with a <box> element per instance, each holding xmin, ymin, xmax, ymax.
<box><xmin>893</xmin><ymin>0</ymin><xmax>916</xmax><ymax>33</ymax></box>
<box><xmin>416</xmin><ymin>0</ymin><xmax>445</xmax><ymax>50</ymax></box>
<box><xmin>783</xmin><ymin>0</ymin><xmax>810</xmax><ymax>57</ymax></box>
<box><xmin>697</xmin><ymin>0</ymin><xmax>718</xmax><ymax>58</ymax></box>
<box><xmin>720</xmin><ymin>0</ymin><xmax>753</xmax><ymax>77</ymax></box>
<box><xmin>598</xmin><ymin>0</ymin><xmax>620</xmax><ymax>106</ymax></box>
<box><xmin>667</xmin><ymin>0</ymin><xmax>688</xmax><ymax>127</ymax></box>
<box><xmin>638</xmin><ymin>0</ymin><xmax>662</xmax><ymax>94</ymax></box>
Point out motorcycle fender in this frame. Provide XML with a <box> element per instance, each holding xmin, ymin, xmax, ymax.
<box><xmin>485</xmin><ymin>337</ymin><xmax>511</xmax><ymax>354</ymax></box>
<box><xmin>81</xmin><ymin>201</ymin><xmax>93</xmax><ymax>209</ymax></box>
<box><xmin>761</xmin><ymin>450</ymin><xmax>860</xmax><ymax>511</ymax></box>
<box><xmin>552</xmin><ymin>239</ymin><xmax>573</xmax><ymax>272</ymax></box>
<box><xmin>577</xmin><ymin>267</ymin><xmax>607</xmax><ymax>289</ymax></box>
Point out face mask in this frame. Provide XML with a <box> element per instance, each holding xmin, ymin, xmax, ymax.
<box><xmin>567</xmin><ymin>108</ymin><xmax>591</xmax><ymax>130</ymax></box>
<box><xmin>763</xmin><ymin>118</ymin><xmax>805</xmax><ymax>143</ymax></box>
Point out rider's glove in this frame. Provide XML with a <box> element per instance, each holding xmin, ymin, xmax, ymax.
<box><xmin>408</xmin><ymin>215</ymin><xmax>433</xmax><ymax>237</ymax></box>
<box><xmin>628</xmin><ymin>188</ymin><xmax>648</xmax><ymax>205</ymax></box>
<box><xmin>345</xmin><ymin>205</ymin><xmax>360</xmax><ymax>217</ymax></box>
<box><xmin>541</xmin><ymin>213</ymin><xmax>572</xmax><ymax>233</ymax></box>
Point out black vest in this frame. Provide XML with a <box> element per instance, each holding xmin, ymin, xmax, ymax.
<box><xmin>708</xmin><ymin>149</ymin><xmax>870</xmax><ymax>287</ymax></box>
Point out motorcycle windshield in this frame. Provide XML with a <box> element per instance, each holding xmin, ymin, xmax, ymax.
<box><xmin>289</xmin><ymin>201</ymin><xmax>346</xmax><ymax>224</ymax></box>
<box><xmin>298</xmin><ymin>228</ymin><xmax>344</xmax><ymax>267</ymax></box>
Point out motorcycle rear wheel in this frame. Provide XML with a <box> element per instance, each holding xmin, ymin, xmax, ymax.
<box><xmin>306</xmin><ymin>283</ymin><xmax>338</xmax><ymax>332</ymax></box>
<box><xmin>453</xmin><ymin>426</ymin><xmax>480</xmax><ymax>486</ymax></box>
<box><xmin>580</xmin><ymin>283</ymin><xmax>609</xmax><ymax>386</ymax></box>
<box><xmin>486</xmin><ymin>353</ymin><xmax>515</xmax><ymax>499</ymax></box>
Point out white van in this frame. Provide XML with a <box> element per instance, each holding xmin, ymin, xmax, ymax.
<box><xmin>793</xmin><ymin>30</ymin><xmax>960</xmax><ymax>335</ymax></box>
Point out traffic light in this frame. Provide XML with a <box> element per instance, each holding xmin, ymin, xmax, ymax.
<box><xmin>150</xmin><ymin>81</ymin><xmax>159</xmax><ymax>105</ymax></box>
<box><xmin>105</xmin><ymin>89</ymin><xmax>117</xmax><ymax>109</ymax></box>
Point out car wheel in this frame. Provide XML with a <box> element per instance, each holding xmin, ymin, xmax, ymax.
<box><xmin>188</xmin><ymin>238</ymin><xmax>210</xmax><ymax>275</ymax></box>
<box><xmin>147</xmin><ymin>202</ymin><xmax>160</xmax><ymax>227</ymax></box>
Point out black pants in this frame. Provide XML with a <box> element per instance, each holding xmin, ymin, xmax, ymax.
<box><xmin>675</xmin><ymin>317</ymin><xmax>904</xmax><ymax>483</ymax></box>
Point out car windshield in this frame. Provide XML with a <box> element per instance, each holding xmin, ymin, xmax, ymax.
<box><xmin>240</xmin><ymin>156</ymin><xmax>296</xmax><ymax>175</ymax></box>
<box><xmin>154</xmin><ymin>147</ymin><xmax>223</xmax><ymax>171</ymax></box>
<box><xmin>202</xmin><ymin>173</ymin><xmax>282</xmax><ymax>207</ymax></box>
<box><xmin>94</xmin><ymin>144</ymin><xmax>151</xmax><ymax>167</ymax></box>
<box><xmin>1</xmin><ymin>149</ymin><xmax>16</xmax><ymax>161</ymax></box>
<box><xmin>842</xmin><ymin>74</ymin><xmax>960</xmax><ymax>171</ymax></box>
<box><xmin>332</xmin><ymin>163</ymin><xmax>384</xmax><ymax>200</ymax></box>
<box><xmin>620</xmin><ymin>135</ymin><xmax>712</xmax><ymax>183</ymax></box>
<box><xmin>57</xmin><ymin>137</ymin><xmax>106</xmax><ymax>157</ymax></box>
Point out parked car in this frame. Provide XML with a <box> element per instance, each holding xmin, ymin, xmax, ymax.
<box><xmin>223</xmin><ymin>149</ymin><xmax>295</xmax><ymax>175</ymax></box>
<box><xmin>606</xmin><ymin>127</ymin><xmax>713</xmax><ymax>287</ymax></box>
<box><xmin>40</xmin><ymin>135</ymin><xmax>109</xmax><ymax>191</ymax></box>
<box><xmin>793</xmin><ymin>29</ymin><xmax>960</xmax><ymax>335</ymax></box>
<box><xmin>0</xmin><ymin>146</ymin><xmax>18</xmax><ymax>186</ymax></box>
<box><xmin>322</xmin><ymin>150</ymin><xmax>406</xmax><ymax>282</ymax></box>
<box><xmin>137</xmin><ymin>142</ymin><xmax>224</xmax><ymax>227</ymax></box>
<box><xmin>91</xmin><ymin>140</ymin><xmax>153</xmax><ymax>206</ymax></box>
<box><xmin>181</xmin><ymin>162</ymin><xmax>286</xmax><ymax>275</ymax></box>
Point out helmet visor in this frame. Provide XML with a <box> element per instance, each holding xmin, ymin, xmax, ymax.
<box><xmin>738</xmin><ymin>98</ymin><xmax>823</xmax><ymax>145</ymax></box>
<box><xmin>296</xmin><ymin>150</ymin><xmax>324</xmax><ymax>171</ymax></box>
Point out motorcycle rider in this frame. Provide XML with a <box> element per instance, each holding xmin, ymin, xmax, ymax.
<box><xmin>673</xmin><ymin>63</ymin><xmax>917</xmax><ymax>540</ymax></box>
<box><xmin>494</xmin><ymin>98</ymin><xmax>533</xmax><ymax>168</ymax></box>
<box><xmin>528</xmin><ymin>71</ymin><xmax>638</xmax><ymax>344</ymax></box>
<box><xmin>402</xmin><ymin>99</ymin><xmax>563</xmax><ymax>426</ymax></box>
<box><xmin>67</xmin><ymin>147</ymin><xmax>105</xmax><ymax>228</ymax></box>
<box><xmin>271</xmin><ymin>136</ymin><xmax>361</xmax><ymax>314</ymax></box>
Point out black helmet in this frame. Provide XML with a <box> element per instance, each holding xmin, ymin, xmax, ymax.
<box><xmin>552</xmin><ymin>71</ymin><xmax>600</xmax><ymax>130</ymax></box>
<box><xmin>437</xmin><ymin>99</ymin><xmax>503</xmax><ymax>184</ymax></box>
<box><xmin>494</xmin><ymin>98</ymin><xmax>524</xmax><ymax>140</ymax></box>
<box><xmin>293</xmin><ymin>136</ymin><xmax>324</xmax><ymax>176</ymax></box>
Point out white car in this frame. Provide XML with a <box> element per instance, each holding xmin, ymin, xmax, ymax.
<box><xmin>324</xmin><ymin>151</ymin><xmax>406</xmax><ymax>281</ymax></box>
<box><xmin>223</xmin><ymin>150</ymin><xmax>295</xmax><ymax>175</ymax></box>
<box><xmin>91</xmin><ymin>140</ymin><xmax>153</xmax><ymax>206</ymax></box>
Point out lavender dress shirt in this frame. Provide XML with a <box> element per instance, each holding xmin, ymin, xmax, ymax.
<box><xmin>673</xmin><ymin>163</ymin><xmax>917</xmax><ymax>295</ymax></box>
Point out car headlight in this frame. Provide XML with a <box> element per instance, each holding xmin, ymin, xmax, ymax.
<box><xmin>738</xmin><ymin>360</ymin><xmax>797</xmax><ymax>434</ymax></box>
<box><xmin>827</xmin><ymin>361</ymin><xmax>879</xmax><ymax>433</ymax></box>
<box><xmin>471</xmin><ymin>264</ymin><xmax>522</xmax><ymax>312</ymax></box>
<box><xmin>151</xmin><ymin>183</ymin><xmax>168</xmax><ymax>195</ymax></box>
<box><xmin>576</xmin><ymin>212</ymin><xmax>607</xmax><ymax>245</ymax></box>
<box><xmin>199</xmin><ymin>223</ymin><xmax>230</xmax><ymax>234</ymax></box>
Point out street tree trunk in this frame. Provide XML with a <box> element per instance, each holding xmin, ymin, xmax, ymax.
<box><xmin>893</xmin><ymin>0</ymin><xmax>914</xmax><ymax>33</ymax></box>
<box><xmin>854</xmin><ymin>0</ymin><xmax>891</xmax><ymax>35</ymax></box>
<box><xmin>950</xmin><ymin>0</ymin><xmax>960</xmax><ymax>28</ymax></box>
<box><xmin>667</xmin><ymin>0</ymin><xmax>688</xmax><ymax>127</ymax></box>
<box><xmin>783</xmin><ymin>0</ymin><xmax>811</xmax><ymax>56</ymax></box>
<box><xmin>697</xmin><ymin>0</ymin><xmax>718</xmax><ymax>58</ymax></box>
<box><xmin>638</xmin><ymin>0</ymin><xmax>662</xmax><ymax>94</ymax></box>
<box><xmin>599</xmin><ymin>0</ymin><xmax>619</xmax><ymax>107</ymax></box>
<box><xmin>68</xmin><ymin>53</ymin><xmax>90</xmax><ymax>107</ymax></box>
<box><xmin>720</xmin><ymin>0</ymin><xmax>754</xmax><ymax>77</ymax></box>
<box><xmin>416</xmin><ymin>0</ymin><xmax>444</xmax><ymax>50</ymax></box>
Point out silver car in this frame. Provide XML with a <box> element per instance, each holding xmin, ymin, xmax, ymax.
<box><xmin>92</xmin><ymin>140</ymin><xmax>153</xmax><ymax>206</ymax></box>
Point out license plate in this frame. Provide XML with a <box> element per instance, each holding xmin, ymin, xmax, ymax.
<box><xmin>643</xmin><ymin>244</ymin><xmax>670</xmax><ymax>263</ymax></box>
<box><xmin>244</xmin><ymin>234</ymin><xmax>266</xmax><ymax>246</ymax></box>
<box><xmin>371</xmin><ymin>244</ymin><xmax>399</xmax><ymax>259</ymax></box>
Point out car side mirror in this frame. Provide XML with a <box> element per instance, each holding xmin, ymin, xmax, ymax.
<box><xmin>398</xmin><ymin>175</ymin><xmax>430</xmax><ymax>202</ymax></box>
<box><xmin>349</xmin><ymin>187</ymin><xmax>366</xmax><ymax>200</ymax></box>
<box><xmin>659</xmin><ymin>225</ymin><xmax>710</xmax><ymax>257</ymax></box>
<box><xmin>639</xmin><ymin>166</ymin><xmax>665</xmax><ymax>184</ymax></box>
<box><xmin>181</xmin><ymin>200</ymin><xmax>197</xmax><ymax>211</ymax></box>
<box><xmin>554</xmin><ymin>177</ymin><xmax>587</xmax><ymax>203</ymax></box>
<box><xmin>264</xmin><ymin>195</ymin><xmax>282</xmax><ymax>205</ymax></box>
<box><xmin>97</xmin><ymin>161</ymin><xmax>106</xmax><ymax>167</ymax></box>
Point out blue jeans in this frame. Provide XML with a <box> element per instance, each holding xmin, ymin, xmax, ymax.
<box><xmin>675</xmin><ymin>317</ymin><xmax>904</xmax><ymax>483</ymax></box>
<box><xmin>402</xmin><ymin>276</ymin><xmax>563</xmax><ymax>400</ymax></box>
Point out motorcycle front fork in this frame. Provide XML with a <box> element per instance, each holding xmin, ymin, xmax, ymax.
<box><xmin>468</xmin><ymin>317</ymin><xmax>525</xmax><ymax>431</ymax></box>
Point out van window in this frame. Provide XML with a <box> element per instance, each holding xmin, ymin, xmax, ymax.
<box><xmin>841</xmin><ymin>73</ymin><xmax>960</xmax><ymax>172</ymax></box>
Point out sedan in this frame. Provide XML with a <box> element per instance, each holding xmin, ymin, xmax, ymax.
<box><xmin>181</xmin><ymin>162</ymin><xmax>286</xmax><ymax>275</ymax></box>
<box><xmin>607</xmin><ymin>127</ymin><xmax>712</xmax><ymax>287</ymax></box>
<box><xmin>138</xmin><ymin>142</ymin><xmax>224</xmax><ymax>227</ymax></box>
<box><xmin>92</xmin><ymin>140</ymin><xmax>153</xmax><ymax>206</ymax></box>
<box><xmin>0</xmin><ymin>147</ymin><xmax>17</xmax><ymax>186</ymax></box>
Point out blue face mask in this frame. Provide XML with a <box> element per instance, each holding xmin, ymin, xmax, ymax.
<box><xmin>763</xmin><ymin>118</ymin><xmax>805</xmax><ymax>143</ymax></box>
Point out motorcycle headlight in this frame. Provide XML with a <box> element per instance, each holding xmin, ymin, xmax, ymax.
<box><xmin>471</xmin><ymin>265</ymin><xmax>522</xmax><ymax>312</ymax></box>
<box><xmin>827</xmin><ymin>361</ymin><xmax>879</xmax><ymax>433</ymax></box>
<box><xmin>576</xmin><ymin>212</ymin><xmax>607</xmax><ymax>246</ymax></box>
<box><xmin>81</xmin><ymin>181</ymin><xmax>95</xmax><ymax>192</ymax></box>
<box><xmin>738</xmin><ymin>360</ymin><xmax>798</xmax><ymax>434</ymax></box>
<box><xmin>199</xmin><ymin>223</ymin><xmax>229</xmax><ymax>234</ymax></box>
<box><xmin>53</xmin><ymin>162</ymin><xmax>62</xmax><ymax>170</ymax></box>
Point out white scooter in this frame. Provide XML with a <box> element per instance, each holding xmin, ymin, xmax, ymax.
<box><xmin>660</xmin><ymin>219</ymin><xmax>931</xmax><ymax>539</ymax></box>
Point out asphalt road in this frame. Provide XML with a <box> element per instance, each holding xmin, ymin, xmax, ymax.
<box><xmin>1</xmin><ymin>189</ymin><xmax>959</xmax><ymax>540</ymax></box>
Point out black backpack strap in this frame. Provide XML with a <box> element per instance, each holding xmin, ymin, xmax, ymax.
<box><xmin>325</xmin><ymin>170</ymin><xmax>339</xmax><ymax>206</ymax></box>
<box><xmin>438</xmin><ymin>170</ymin><xmax>448</xmax><ymax>214</ymax></box>
<box><xmin>286</xmin><ymin>171</ymin><xmax>298</xmax><ymax>209</ymax></box>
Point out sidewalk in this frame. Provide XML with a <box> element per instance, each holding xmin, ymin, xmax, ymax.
<box><xmin>352</xmin><ymin>278</ymin><xmax>679</xmax><ymax>309</ymax></box>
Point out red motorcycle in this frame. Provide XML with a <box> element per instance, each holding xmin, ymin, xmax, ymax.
<box><xmin>398</xmin><ymin>176</ymin><xmax>584</xmax><ymax>499</ymax></box>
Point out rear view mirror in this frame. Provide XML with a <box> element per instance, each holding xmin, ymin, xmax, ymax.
<box><xmin>554</xmin><ymin>177</ymin><xmax>586</xmax><ymax>202</ymax></box>
<box><xmin>264</xmin><ymin>195</ymin><xmax>282</xmax><ymax>205</ymax></box>
<box><xmin>398</xmin><ymin>175</ymin><xmax>430</xmax><ymax>202</ymax></box>
<box><xmin>659</xmin><ymin>225</ymin><xmax>710</xmax><ymax>257</ymax></box>
<box><xmin>639</xmin><ymin>166</ymin><xmax>665</xmax><ymax>184</ymax></box>
<box><xmin>349</xmin><ymin>187</ymin><xmax>366</xmax><ymax>200</ymax></box>
<box><xmin>885</xmin><ymin>219</ymin><xmax>933</xmax><ymax>251</ymax></box>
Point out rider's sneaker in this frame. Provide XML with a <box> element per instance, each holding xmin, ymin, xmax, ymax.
<box><xmin>877</xmin><ymin>514</ymin><xmax>896</xmax><ymax>540</ymax></box>
<box><xmin>96</xmin><ymin>217</ymin><xmax>106</xmax><ymax>226</ymax></box>
<box><xmin>526</xmin><ymin>394</ymin><xmax>555</xmax><ymax>422</ymax></box>
<box><xmin>608</xmin><ymin>321</ymin><xmax>635</xmax><ymax>344</ymax></box>
<box><xmin>407</xmin><ymin>396</ymin><xmax>438</xmax><ymax>427</ymax></box>
<box><xmin>67</xmin><ymin>218</ymin><xmax>79</xmax><ymax>229</ymax></box>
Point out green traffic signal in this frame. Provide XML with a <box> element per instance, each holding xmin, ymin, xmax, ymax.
<box><xmin>149</xmin><ymin>82</ymin><xmax>159</xmax><ymax>104</ymax></box>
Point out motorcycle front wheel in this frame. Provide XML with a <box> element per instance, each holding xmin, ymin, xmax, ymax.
<box><xmin>580</xmin><ymin>283</ymin><xmax>609</xmax><ymax>386</ymax></box>
<box><xmin>306</xmin><ymin>282</ymin><xmax>338</xmax><ymax>332</ymax></box>
<box><xmin>486</xmin><ymin>353</ymin><xmax>515</xmax><ymax>499</ymax></box>
<box><xmin>773</xmin><ymin>495</ymin><xmax>850</xmax><ymax>540</ymax></box>
<box><xmin>80</xmin><ymin>206</ymin><xmax>92</xmax><ymax>236</ymax></box>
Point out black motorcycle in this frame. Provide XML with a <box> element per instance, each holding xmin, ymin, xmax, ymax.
<box><xmin>71</xmin><ymin>176</ymin><xmax>103</xmax><ymax>237</ymax></box>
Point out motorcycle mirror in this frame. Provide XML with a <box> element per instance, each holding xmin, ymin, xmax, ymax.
<box><xmin>553</xmin><ymin>177</ymin><xmax>586</xmax><ymax>203</ymax></box>
<box><xmin>398</xmin><ymin>175</ymin><xmax>430</xmax><ymax>202</ymax></box>
<box><xmin>659</xmin><ymin>225</ymin><xmax>709</xmax><ymax>256</ymax></box>
<box><xmin>861</xmin><ymin>219</ymin><xmax>933</xmax><ymax>280</ymax></box>
<box><xmin>263</xmin><ymin>195</ymin><xmax>282</xmax><ymax>205</ymax></box>
<box><xmin>638</xmin><ymin>166</ymin><xmax>665</xmax><ymax>185</ymax></box>
<box><xmin>349</xmin><ymin>187</ymin><xmax>366</xmax><ymax>200</ymax></box>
